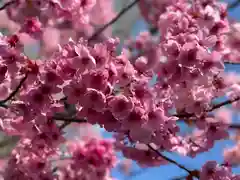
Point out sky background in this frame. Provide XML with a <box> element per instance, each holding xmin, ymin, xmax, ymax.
<box><xmin>104</xmin><ymin>1</ymin><xmax>240</xmax><ymax>180</ymax></box>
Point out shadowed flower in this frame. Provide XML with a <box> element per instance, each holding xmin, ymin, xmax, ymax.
<box><xmin>107</xmin><ymin>95</ymin><xmax>133</xmax><ymax>120</ymax></box>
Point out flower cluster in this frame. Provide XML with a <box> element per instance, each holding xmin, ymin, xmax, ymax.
<box><xmin>0</xmin><ymin>0</ymin><xmax>239</xmax><ymax>179</ymax></box>
<box><xmin>200</xmin><ymin>161</ymin><xmax>240</xmax><ymax>180</ymax></box>
<box><xmin>3</xmin><ymin>137</ymin><xmax>116</xmax><ymax>180</ymax></box>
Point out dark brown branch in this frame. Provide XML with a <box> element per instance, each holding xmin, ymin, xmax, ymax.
<box><xmin>174</xmin><ymin>96</ymin><xmax>240</xmax><ymax>118</ymax></box>
<box><xmin>228</xmin><ymin>0</ymin><xmax>240</xmax><ymax>9</ymax></box>
<box><xmin>0</xmin><ymin>0</ymin><xmax>16</xmax><ymax>11</ymax></box>
<box><xmin>88</xmin><ymin>0</ymin><xmax>140</xmax><ymax>41</ymax></box>
<box><xmin>147</xmin><ymin>144</ymin><xmax>199</xmax><ymax>178</ymax></box>
<box><xmin>229</xmin><ymin>124</ymin><xmax>240</xmax><ymax>129</ymax></box>
<box><xmin>208</xmin><ymin>96</ymin><xmax>240</xmax><ymax>112</ymax></box>
<box><xmin>0</xmin><ymin>73</ymin><xmax>28</xmax><ymax>104</ymax></box>
<box><xmin>52</xmin><ymin>116</ymin><xmax>87</xmax><ymax>129</ymax></box>
<box><xmin>53</xmin><ymin>116</ymin><xmax>87</xmax><ymax>123</ymax></box>
<box><xmin>224</xmin><ymin>61</ymin><xmax>240</xmax><ymax>65</ymax></box>
<box><xmin>59</xmin><ymin>121</ymin><xmax>71</xmax><ymax>130</ymax></box>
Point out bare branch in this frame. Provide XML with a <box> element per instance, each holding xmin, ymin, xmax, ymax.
<box><xmin>224</xmin><ymin>61</ymin><xmax>240</xmax><ymax>65</ymax></box>
<box><xmin>0</xmin><ymin>0</ymin><xmax>16</xmax><ymax>11</ymax></box>
<box><xmin>228</xmin><ymin>0</ymin><xmax>240</xmax><ymax>9</ymax></box>
<box><xmin>147</xmin><ymin>144</ymin><xmax>199</xmax><ymax>178</ymax></box>
<box><xmin>208</xmin><ymin>96</ymin><xmax>240</xmax><ymax>112</ymax></box>
<box><xmin>174</xmin><ymin>96</ymin><xmax>240</xmax><ymax>118</ymax></box>
<box><xmin>88</xmin><ymin>0</ymin><xmax>140</xmax><ymax>41</ymax></box>
<box><xmin>0</xmin><ymin>73</ymin><xmax>28</xmax><ymax>105</ymax></box>
<box><xmin>53</xmin><ymin>116</ymin><xmax>87</xmax><ymax>123</ymax></box>
<box><xmin>59</xmin><ymin>121</ymin><xmax>71</xmax><ymax>130</ymax></box>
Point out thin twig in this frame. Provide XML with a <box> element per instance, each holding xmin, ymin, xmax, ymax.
<box><xmin>147</xmin><ymin>144</ymin><xmax>199</xmax><ymax>178</ymax></box>
<box><xmin>224</xmin><ymin>61</ymin><xmax>240</xmax><ymax>65</ymax></box>
<box><xmin>0</xmin><ymin>73</ymin><xmax>28</xmax><ymax>104</ymax></box>
<box><xmin>229</xmin><ymin>124</ymin><xmax>240</xmax><ymax>129</ymax></box>
<box><xmin>0</xmin><ymin>0</ymin><xmax>16</xmax><ymax>11</ymax></box>
<box><xmin>53</xmin><ymin>116</ymin><xmax>87</xmax><ymax>123</ymax></box>
<box><xmin>174</xmin><ymin>96</ymin><xmax>240</xmax><ymax>118</ymax></box>
<box><xmin>208</xmin><ymin>96</ymin><xmax>240</xmax><ymax>112</ymax></box>
<box><xmin>88</xmin><ymin>0</ymin><xmax>140</xmax><ymax>41</ymax></box>
<box><xmin>59</xmin><ymin>121</ymin><xmax>71</xmax><ymax>130</ymax></box>
<box><xmin>228</xmin><ymin>0</ymin><xmax>240</xmax><ymax>9</ymax></box>
<box><xmin>52</xmin><ymin>115</ymin><xmax>87</xmax><ymax>130</ymax></box>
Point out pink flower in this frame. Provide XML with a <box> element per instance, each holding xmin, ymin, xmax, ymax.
<box><xmin>131</xmin><ymin>79</ymin><xmax>152</xmax><ymax>100</ymax></box>
<box><xmin>23</xmin><ymin>88</ymin><xmax>51</xmax><ymax>110</ymax></box>
<box><xmin>98</xmin><ymin>111</ymin><xmax>121</xmax><ymax>132</ymax></box>
<box><xmin>207</xmin><ymin>123</ymin><xmax>229</xmax><ymax>141</ymax></box>
<box><xmin>135</xmin><ymin>56</ymin><xmax>148</xmax><ymax>72</ymax></box>
<box><xmin>91</xmin><ymin>43</ymin><xmax>109</xmax><ymax>68</ymax></box>
<box><xmin>123</xmin><ymin>106</ymin><xmax>147</xmax><ymax>129</ymax></box>
<box><xmin>41</xmin><ymin>69</ymin><xmax>64</xmax><ymax>86</ymax></box>
<box><xmin>199</xmin><ymin>50</ymin><xmax>224</xmax><ymax>72</ymax></box>
<box><xmin>68</xmin><ymin>45</ymin><xmax>96</xmax><ymax>72</ymax></box>
<box><xmin>107</xmin><ymin>95</ymin><xmax>133</xmax><ymax>120</ymax></box>
<box><xmin>178</xmin><ymin>42</ymin><xmax>199</xmax><ymax>67</ymax></box>
<box><xmin>82</xmin><ymin>88</ymin><xmax>106</xmax><ymax>111</ymax></box>
<box><xmin>224</xmin><ymin>145</ymin><xmax>240</xmax><ymax>166</ymax></box>
<box><xmin>56</xmin><ymin>59</ymin><xmax>76</xmax><ymax>80</ymax></box>
<box><xmin>77</xmin><ymin>107</ymin><xmax>102</xmax><ymax>124</ymax></box>
<box><xmin>82</xmin><ymin>69</ymin><xmax>109</xmax><ymax>91</ymax></box>
<box><xmin>200</xmin><ymin>161</ymin><xmax>232</xmax><ymax>180</ymax></box>
<box><xmin>20</xmin><ymin>17</ymin><xmax>42</xmax><ymax>39</ymax></box>
<box><xmin>129</xmin><ymin>127</ymin><xmax>152</xmax><ymax>144</ymax></box>
<box><xmin>146</xmin><ymin>108</ymin><xmax>167</xmax><ymax>130</ymax></box>
<box><xmin>117</xmin><ymin>64</ymin><xmax>135</xmax><ymax>87</ymax></box>
<box><xmin>63</xmin><ymin>81</ymin><xmax>87</xmax><ymax>104</ymax></box>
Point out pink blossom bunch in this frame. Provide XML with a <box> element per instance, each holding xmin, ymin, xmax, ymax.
<box><xmin>0</xmin><ymin>0</ymin><xmax>239</xmax><ymax>179</ymax></box>
<box><xmin>3</xmin><ymin>137</ymin><xmax>117</xmax><ymax>180</ymax></box>
<box><xmin>200</xmin><ymin>161</ymin><xmax>240</xmax><ymax>180</ymax></box>
<box><xmin>60</xmin><ymin>138</ymin><xmax>117</xmax><ymax>180</ymax></box>
<box><xmin>0</xmin><ymin>0</ymin><xmax>115</xmax><ymax>57</ymax></box>
<box><xmin>6</xmin><ymin>0</ymin><xmax>96</xmax><ymax>26</ymax></box>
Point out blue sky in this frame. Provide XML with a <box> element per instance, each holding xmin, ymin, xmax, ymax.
<box><xmin>102</xmin><ymin>2</ymin><xmax>240</xmax><ymax>180</ymax></box>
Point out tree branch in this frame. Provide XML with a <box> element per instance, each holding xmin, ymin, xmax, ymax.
<box><xmin>88</xmin><ymin>0</ymin><xmax>140</xmax><ymax>41</ymax></box>
<box><xmin>228</xmin><ymin>0</ymin><xmax>240</xmax><ymax>9</ymax></box>
<box><xmin>174</xmin><ymin>96</ymin><xmax>240</xmax><ymax>118</ymax></box>
<box><xmin>147</xmin><ymin>144</ymin><xmax>199</xmax><ymax>178</ymax></box>
<box><xmin>0</xmin><ymin>73</ymin><xmax>28</xmax><ymax>106</ymax></box>
<box><xmin>59</xmin><ymin>121</ymin><xmax>71</xmax><ymax>130</ymax></box>
<box><xmin>53</xmin><ymin>116</ymin><xmax>87</xmax><ymax>123</ymax></box>
<box><xmin>0</xmin><ymin>0</ymin><xmax>16</xmax><ymax>11</ymax></box>
<box><xmin>229</xmin><ymin>124</ymin><xmax>240</xmax><ymax>129</ymax></box>
<box><xmin>224</xmin><ymin>61</ymin><xmax>240</xmax><ymax>65</ymax></box>
<box><xmin>52</xmin><ymin>115</ymin><xmax>87</xmax><ymax>129</ymax></box>
<box><xmin>208</xmin><ymin>96</ymin><xmax>240</xmax><ymax>112</ymax></box>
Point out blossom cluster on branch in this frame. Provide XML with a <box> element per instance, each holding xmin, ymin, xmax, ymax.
<box><xmin>0</xmin><ymin>0</ymin><xmax>240</xmax><ymax>179</ymax></box>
